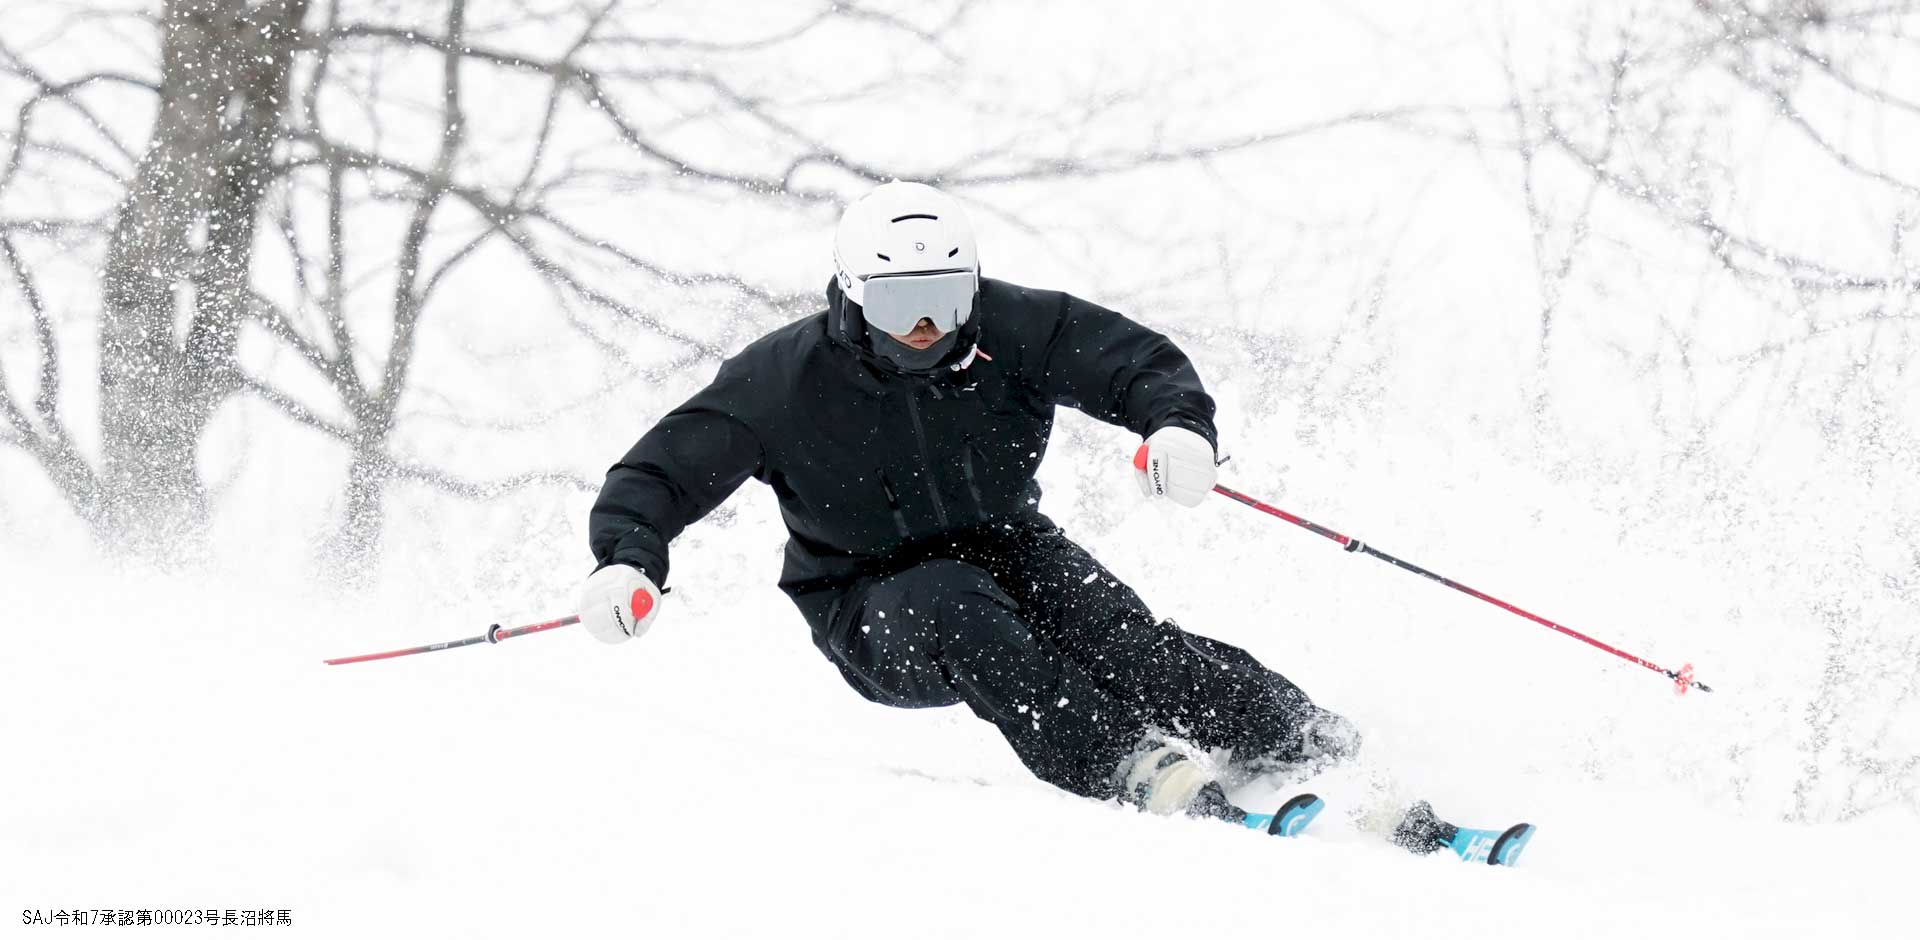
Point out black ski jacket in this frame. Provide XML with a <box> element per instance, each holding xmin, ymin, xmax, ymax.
<box><xmin>588</xmin><ymin>276</ymin><xmax>1217</xmax><ymax>636</ymax></box>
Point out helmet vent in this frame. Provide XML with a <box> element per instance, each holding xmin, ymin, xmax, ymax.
<box><xmin>890</xmin><ymin>213</ymin><xmax>939</xmax><ymax>223</ymax></box>
<box><xmin>875</xmin><ymin>252</ymin><xmax>891</xmax><ymax>261</ymax></box>
<box><xmin>947</xmin><ymin>247</ymin><xmax>960</xmax><ymax>257</ymax></box>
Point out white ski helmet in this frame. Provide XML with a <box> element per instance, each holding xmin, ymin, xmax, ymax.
<box><xmin>833</xmin><ymin>181</ymin><xmax>980</xmax><ymax>335</ymax></box>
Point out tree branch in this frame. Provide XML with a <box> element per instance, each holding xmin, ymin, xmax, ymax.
<box><xmin>588</xmin><ymin>8</ymin><xmax>837</xmax><ymax>54</ymax></box>
<box><xmin>0</xmin><ymin>232</ymin><xmax>98</xmax><ymax>521</ymax></box>
<box><xmin>1759</xmin><ymin>21</ymin><xmax>1920</xmax><ymax>119</ymax></box>
<box><xmin>268</xmin><ymin>186</ymin><xmax>315</xmax><ymax>313</ymax></box>
<box><xmin>931</xmin><ymin>107</ymin><xmax>1438</xmax><ymax>186</ymax></box>
<box><xmin>0</xmin><ymin>43</ymin><xmax>149</xmax><ymax>197</ymax></box>
<box><xmin>0</xmin><ymin>215</ymin><xmax>108</xmax><ymax>236</ymax></box>
<box><xmin>1722</xmin><ymin>64</ymin><xmax>1920</xmax><ymax>198</ymax></box>
<box><xmin>415</xmin><ymin>223</ymin><xmax>496</xmax><ymax>309</ymax></box>
<box><xmin>0</xmin><ymin>232</ymin><xmax>61</xmax><ymax>432</ymax></box>
<box><xmin>282</xmin><ymin>136</ymin><xmax>767</xmax><ymax>355</ymax></box>
<box><xmin>246</xmin><ymin>288</ymin><xmax>360</xmax><ymax>400</ymax></box>
<box><xmin>376</xmin><ymin>0</ymin><xmax>467</xmax><ymax>410</ymax></box>
<box><xmin>323</xmin><ymin>160</ymin><xmax>356</xmax><ymax>376</ymax></box>
<box><xmin>235</xmin><ymin>372</ymin><xmax>354</xmax><ymax>441</ymax></box>
<box><xmin>308</xmin><ymin>21</ymin><xmax>849</xmax><ymax>203</ymax></box>
<box><xmin>387</xmin><ymin>460</ymin><xmax>598</xmax><ymax>499</ymax></box>
<box><xmin>508</xmin><ymin>1</ymin><xmax>617</xmax><ymax>206</ymax></box>
<box><xmin>1538</xmin><ymin>109</ymin><xmax>1920</xmax><ymax>293</ymax></box>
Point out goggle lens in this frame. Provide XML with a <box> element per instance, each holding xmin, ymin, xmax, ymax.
<box><xmin>859</xmin><ymin>270</ymin><xmax>976</xmax><ymax>335</ymax></box>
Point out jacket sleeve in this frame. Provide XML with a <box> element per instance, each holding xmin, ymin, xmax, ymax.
<box><xmin>1028</xmin><ymin>291</ymin><xmax>1218</xmax><ymax>449</ymax></box>
<box><xmin>587</xmin><ymin>362</ymin><xmax>764</xmax><ymax>588</ymax></box>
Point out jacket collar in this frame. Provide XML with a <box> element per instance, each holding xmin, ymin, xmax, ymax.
<box><xmin>823</xmin><ymin>276</ymin><xmax>981</xmax><ymax>397</ymax></box>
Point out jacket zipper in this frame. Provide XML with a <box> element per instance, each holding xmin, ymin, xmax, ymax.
<box><xmin>876</xmin><ymin>470</ymin><xmax>911</xmax><ymax>538</ymax></box>
<box><xmin>903</xmin><ymin>392</ymin><xmax>950</xmax><ymax>528</ymax></box>
<box><xmin>960</xmin><ymin>439</ymin><xmax>986</xmax><ymax>516</ymax></box>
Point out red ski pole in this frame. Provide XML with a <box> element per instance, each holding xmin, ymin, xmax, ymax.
<box><xmin>323</xmin><ymin>615</ymin><xmax>579</xmax><ymax>666</ymax></box>
<box><xmin>1139</xmin><ymin>447</ymin><xmax>1711</xmax><ymax>694</ymax></box>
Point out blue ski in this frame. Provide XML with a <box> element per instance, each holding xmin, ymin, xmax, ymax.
<box><xmin>1393</xmin><ymin>800</ymin><xmax>1538</xmax><ymax>866</ymax></box>
<box><xmin>1444</xmin><ymin>821</ymin><xmax>1536</xmax><ymax>866</ymax></box>
<box><xmin>1190</xmin><ymin>783</ymin><xmax>1324</xmax><ymax>838</ymax></box>
<box><xmin>1239</xmin><ymin>792</ymin><xmax>1326</xmax><ymax>838</ymax></box>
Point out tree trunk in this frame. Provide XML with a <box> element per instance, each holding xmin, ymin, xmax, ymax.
<box><xmin>323</xmin><ymin>424</ymin><xmax>394</xmax><ymax>578</ymax></box>
<box><xmin>97</xmin><ymin>0</ymin><xmax>309</xmax><ymax>554</ymax></box>
<box><xmin>323</xmin><ymin>0</ymin><xmax>465</xmax><ymax>577</ymax></box>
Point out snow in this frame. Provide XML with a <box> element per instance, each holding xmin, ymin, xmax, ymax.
<box><xmin>2</xmin><ymin>556</ymin><xmax>1912</xmax><ymax>938</ymax></box>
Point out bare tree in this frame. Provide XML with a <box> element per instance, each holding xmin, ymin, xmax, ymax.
<box><xmin>3</xmin><ymin>0</ymin><xmax>1414</xmax><ymax>570</ymax></box>
<box><xmin>1483</xmin><ymin>0</ymin><xmax>1920</xmax><ymax>822</ymax></box>
<box><xmin>0</xmin><ymin>0</ymin><xmax>922</xmax><ymax>565</ymax></box>
<box><xmin>1497</xmin><ymin>1</ymin><xmax>1920</xmax><ymax>370</ymax></box>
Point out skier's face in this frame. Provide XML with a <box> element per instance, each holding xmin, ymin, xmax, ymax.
<box><xmin>887</xmin><ymin>317</ymin><xmax>947</xmax><ymax>350</ymax></box>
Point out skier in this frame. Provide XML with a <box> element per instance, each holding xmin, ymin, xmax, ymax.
<box><xmin>579</xmin><ymin>182</ymin><xmax>1526</xmax><ymax>859</ymax></box>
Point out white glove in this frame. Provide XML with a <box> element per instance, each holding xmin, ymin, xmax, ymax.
<box><xmin>579</xmin><ymin>564</ymin><xmax>662</xmax><ymax>644</ymax></box>
<box><xmin>1133</xmin><ymin>426</ymin><xmax>1217</xmax><ymax>508</ymax></box>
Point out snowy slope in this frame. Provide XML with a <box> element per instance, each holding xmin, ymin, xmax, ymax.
<box><xmin>4</xmin><ymin>447</ymin><xmax>1912</xmax><ymax>940</ymax></box>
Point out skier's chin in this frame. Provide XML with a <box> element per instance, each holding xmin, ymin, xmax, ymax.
<box><xmin>893</xmin><ymin>332</ymin><xmax>944</xmax><ymax>349</ymax></box>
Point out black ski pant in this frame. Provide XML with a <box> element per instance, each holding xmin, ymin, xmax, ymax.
<box><xmin>804</xmin><ymin>517</ymin><xmax>1354</xmax><ymax>800</ymax></box>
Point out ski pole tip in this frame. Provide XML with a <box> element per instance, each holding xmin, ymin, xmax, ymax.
<box><xmin>1673</xmin><ymin>662</ymin><xmax>1711</xmax><ymax>695</ymax></box>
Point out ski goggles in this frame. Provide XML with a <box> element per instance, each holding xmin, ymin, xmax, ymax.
<box><xmin>857</xmin><ymin>270</ymin><xmax>978</xmax><ymax>336</ymax></box>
